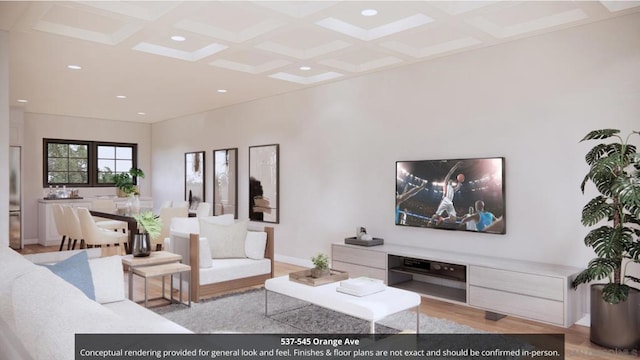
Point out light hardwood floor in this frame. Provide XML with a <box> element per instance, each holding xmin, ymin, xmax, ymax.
<box><xmin>18</xmin><ymin>245</ymin><xmax>637</xmax><ymax>360</ymax></box>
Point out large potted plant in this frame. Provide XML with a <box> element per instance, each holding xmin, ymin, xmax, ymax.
<box><xmin>131</xmin><ymin>211</ymin><xmax>162</xmax><ymax>257</ymax></box>
<box><xmin>113</xmin><ymin>167</ymin><xmax>145</xmax><ymax>197</ymax></box>
<box><xmin>572</xmin><ymin>129</ymin><xmax>640</xmax><ymax>350</ymax></box>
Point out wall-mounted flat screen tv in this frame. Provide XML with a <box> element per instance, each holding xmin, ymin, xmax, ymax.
<box><xmin>396</xmin><ymin>157</ymin><xmax>505</xmax><ymax>234</ymax></box>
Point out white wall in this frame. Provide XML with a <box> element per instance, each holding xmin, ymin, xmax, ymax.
<box><xmin>0</xmin><ymin>31</ymin><xmax>9</xmax><ymax>248</ymax></box>
<box><xmin>149</xmin><ymin>13</ymin><xmax>636</xmax><ymax>268</ymax></box>
<box><xmin>20</xmin><ymin>113</ymin><xmax>152</xmax><ymax>243</ymax></box>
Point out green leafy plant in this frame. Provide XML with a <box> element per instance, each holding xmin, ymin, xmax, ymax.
<box><xmin>113</xmin><ymin>167</ymin><xmax>145</xmax><ymax>196</ymax></box>
<box><xmin>572</xmin><ymin>129</ymin><xmax>640</xmax><ymax>304</ymax></box>
<box><xmin>311</xmin><ymin>253</ymin><xmax>329</xmax><ymax>270</ymax></box>
<box><xmin>133</xmin><ymin>211</ymin><xmax>162</xmax><ymax>239</ymax></box>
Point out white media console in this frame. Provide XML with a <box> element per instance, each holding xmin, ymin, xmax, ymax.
<box><xmin>332</xmin><ymin>243</ymin><xmax>585</xmax><ymax>328</ymax></box>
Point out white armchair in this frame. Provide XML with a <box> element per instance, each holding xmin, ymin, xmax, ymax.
<box><xmin>166</xmin><ymin>216</ymin><xmax>274</xmax><ymax>302</ymax></box>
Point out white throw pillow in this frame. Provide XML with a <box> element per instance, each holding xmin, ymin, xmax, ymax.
<box><xmin>88</xmin><ymin>255</ymin><xmax>125</xmax><ymax>304</ymax></box>
<box><xmin>199</xmin><ymin>237</ymin><xmax>213</xmax><ymax>268</ymax></box>
<box><xmin>245</xmin><ymin>231</ymin><xmax>267</xmax><ymax>260</ymax></box>
<box><xmin>199</xmin><ymin>219</ymin><xmax>248</xmax><ymax>258</ymax></box>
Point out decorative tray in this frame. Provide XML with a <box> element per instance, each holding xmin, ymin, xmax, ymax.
<box><xmin>289</xmin><ymin>269</ymin><xmax>348</xmax><ymax>286</ymax></box>
<box><xmin>344</xmin><ymin>237</ymin><xmax>384</xmax><ymax>246</ymax></box>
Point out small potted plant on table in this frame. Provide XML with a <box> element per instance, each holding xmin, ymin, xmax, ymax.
<box><xmin>132</xmin><ymin>211</ymin><xmax>162</xmax><ymax>257</ymax></box>
<box><xmin>310</xmin><ymin>253</ymin><xmax>330</xmax><ymax>278</ymax></box>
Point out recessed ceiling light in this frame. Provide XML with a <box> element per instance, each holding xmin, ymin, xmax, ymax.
<box><xmin>171</xmin><ymin>35</ymin><xmax>186</xmax><ymax>42</ymax></box>
<box><xmin>67</xmin><ymin>64</ymin><xmax>82</xmax><ymax>70</ymax></box>
<box><xmin>217</xmin><ymin>89</ymin><xmax>228</xmax><ymax>93</ymax></box>
<box><xmin>16</xmin><ymin>99</ymin><xmax>28</xmax><ymax>103</ymax></box>
<box><xmin>116</xmin><ymin>95</ymin><xmax>127</xmax><ymax>99</ymax></box>
<box><xmin>299</xmin><ymin>66</ymin><xmax>311</xmax><ymax>71</ymax></box>
<box><xmin>361</xmin><ymin>9</ymin><xmax>378</xmax><ymax>16</ymax></box>
<box><xmin>137</xmin><ymin>112</ymin><xmax>146</xmax><ymax>115</ymax></box>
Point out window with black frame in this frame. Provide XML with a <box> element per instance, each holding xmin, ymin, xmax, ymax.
<box><xmin>97</xmin><ymin>144</ymin><xmax>134</xmax><ymax>184</ymax></box>
<box><xmin>43</xmin><ymin>139</ymin><xmax>137</xmax><ymax>187</ymax></box>
<box><xmin>45</xmin><ymin>140</ymin><xmax>90</xmax><ymax>185</ymax></box>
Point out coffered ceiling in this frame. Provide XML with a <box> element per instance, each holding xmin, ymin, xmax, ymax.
<box><xmin>2</xmin><ymin>1</ymin><xmax>639</xmax><ymax>123</ymax></box>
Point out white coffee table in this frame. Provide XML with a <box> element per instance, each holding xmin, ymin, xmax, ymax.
<box><xmin>264</xmin><ymin>275</ymin><xmax>421</xmax><ymax>333</ymax></box>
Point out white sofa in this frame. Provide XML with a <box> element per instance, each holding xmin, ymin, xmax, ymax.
<box><xmin>0</xmin><ymin>247</ymin><xmax>190</xmax><ymax>360</ymax></box>
<box><xmin>166</xmin><ymin>215</ymin><xmax>274</xmax><ymax>302</ymax></box>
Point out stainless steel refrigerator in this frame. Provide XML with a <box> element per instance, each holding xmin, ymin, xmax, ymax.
<box><xmin>9</xmin><ymin>146</ymin><xmax>21</xmax><ymax>250</ymax></box>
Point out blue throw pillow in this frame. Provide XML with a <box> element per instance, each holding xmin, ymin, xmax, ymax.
<box><xmin>41</xmin><ymin>251</ymin><xmax>95</xmax><ymax>300</ymax></box>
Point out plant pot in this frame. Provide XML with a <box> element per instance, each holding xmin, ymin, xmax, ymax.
<box><xmin>590</xmin><ymin>284</ymin><xmax>640</xmax><ymax>350</ymax></box>
<box><xmin>310</xmin><ymin>268</ymin><xmax>330</xmax><ymax>278</ymax></box>
<box><xmin>132</xmin><ymin>233</ymin><xmax>151</xmax><ymax>257</ymax></box>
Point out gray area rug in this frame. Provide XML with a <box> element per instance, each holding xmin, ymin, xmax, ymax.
<box><xmin>153</xmin><ymin>288</ymin><xmax>484</xmax><ymax>334</ymax></box>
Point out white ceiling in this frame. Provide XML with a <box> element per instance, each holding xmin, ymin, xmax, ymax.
<box><xmin>2</xmin><ymin>1</ymin><xmax>639</xmax><ymax>124</ymax></box>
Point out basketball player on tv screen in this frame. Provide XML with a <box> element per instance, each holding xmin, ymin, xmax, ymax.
<box><xmin>431</xmin><ymin>161</ymin><xmax>464</xmax><ymax>226</ymax></box>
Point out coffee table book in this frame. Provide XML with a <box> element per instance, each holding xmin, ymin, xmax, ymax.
<box><xmin>289</xmin><ymin>269</ymin><xmax>348</xmax><ymax>286</ymax></box>
<box><xmin>337</xmin><ymin>277</ymin><xmax>386</xmax><ymax>296</ymax></box>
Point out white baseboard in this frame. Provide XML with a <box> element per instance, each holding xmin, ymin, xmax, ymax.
<box><xmin>575</xmin><ymin>314</ymin><xmax>590</xmax><ymax>327</ymax></box>
<box><xmin>23</xmin><ymin>238</ymin><xmax>38</xmax><ymax>245</ymax></box>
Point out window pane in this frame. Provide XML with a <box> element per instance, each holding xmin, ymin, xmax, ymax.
<box><xmin>69</xmin><ymin>158</ymin><xmax>88</xmax><ymax>172</ymax></box>
<box><xmin>68</xmin><ymin>172</ymin><xmax>88</xmax><ymax>184</ymax></box>
<box><xmin>115</xmin><ymin>160</ymin><xmax>133</xmax><ymax>172</ymax></box>
<box><xmin>48</xmin><ymin>158</ymin><xmax>68</xmax><ymax>172</ymax></box>
<box><xmin>48</xmin><ymin>172</ymin><xmax>68</xmax><ymax>184</ymax></box>
<box><xmin>48</xmin><ymin>144</ymin><xmax>68</xmax><ymax>157</ymax></box>
<box><xmin>98</xmin><ymin>146</ymin><xmax>115</xmax><ymax>159</ymax></box>
<box><xmin>115</xmin><ymin>147</ymin><xmax>132</xmax><ymax>159</ymax></box>
<box><xmin>98</xmin><ymin>159</ymin><xmax>116</xmax><ymax>172</ymax></box>
<box><xmin>98</xmin><ymin>172</ymin><xmax>115</xmax><ymax>183</ymax></box>
<box><xmin>69</xmin><ymin>144</ymin><xmax>88</xmax><ymax>158</ymax></box>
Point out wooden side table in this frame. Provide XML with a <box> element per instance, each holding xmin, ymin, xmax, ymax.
<box><xmin>133</xmin><ymin>262</ymin><xmax>191</xmax><ymax>308</ymax></box>
<box><xmin>121</xmin><ymin>251</ymin><xmax>183</xmax><ymax>301</ymax></box>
